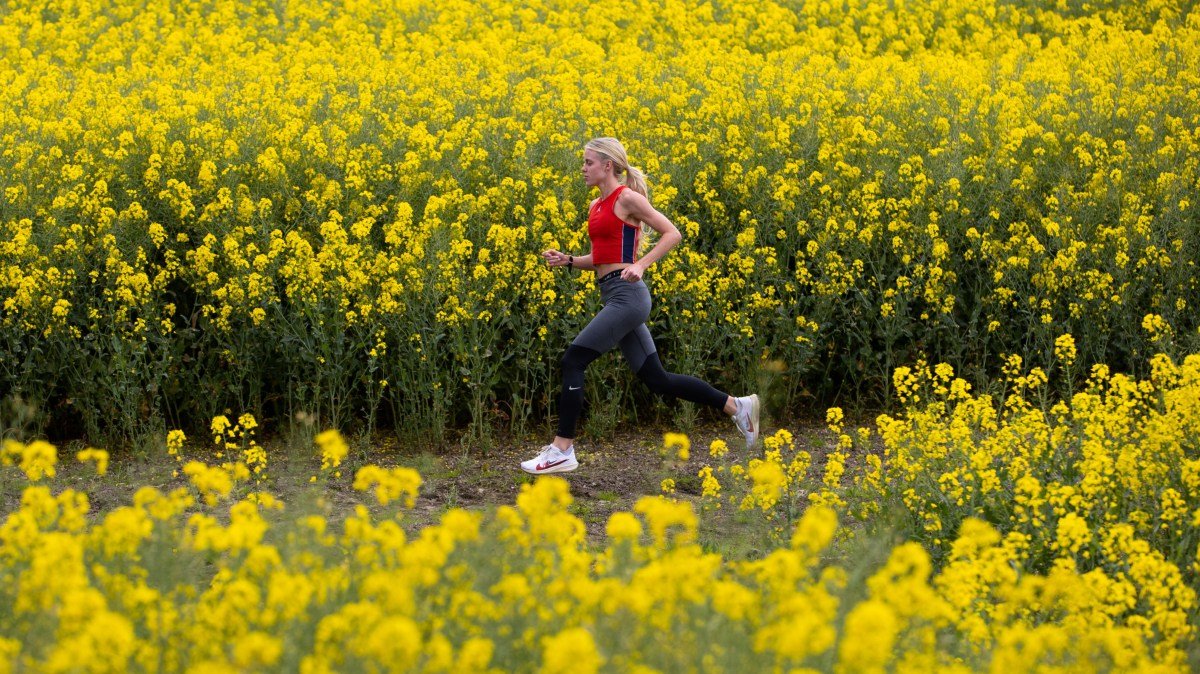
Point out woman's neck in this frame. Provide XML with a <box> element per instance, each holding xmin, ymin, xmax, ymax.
<box><xmin>597</xmin><ymin>178</ymin><xmax>621</xmax><ymax>201</ymax></box>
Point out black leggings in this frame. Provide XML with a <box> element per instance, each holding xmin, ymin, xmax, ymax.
<box><xmin>556</xmin><ymin>344</ymin><xmax>729</xmax><ymax>439</ymax></box>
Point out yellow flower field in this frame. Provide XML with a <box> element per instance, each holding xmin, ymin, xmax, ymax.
<box><xmin>708</xmin><ymin>353</ymin><xmax>1200</xmax><ymax>668</ymax></box>
<box><xmin>2</xmin><ymin>354</ymin><xmax>1198</xmax><ymax>671</ymax></box>
<box><xmin>2</xmin><ymin>0</ymin><xmax>1199</xmax><ymax>444</ymax></box>
<box><xmin>2</xmin><ymin>0</ymin><xmax>1200</xmax><ymax>670</ymax></box>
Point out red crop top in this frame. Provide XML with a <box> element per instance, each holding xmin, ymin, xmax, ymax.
<box><xmin>588</xmin><ymin>185</ymin><xmax>640</xmax><ymax>264</ymax></box>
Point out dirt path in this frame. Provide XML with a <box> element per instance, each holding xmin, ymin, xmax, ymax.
<box><xmin>2</xmin><ymin>418</ymin><xmax>847</xmax><ymax>551</ymax></box>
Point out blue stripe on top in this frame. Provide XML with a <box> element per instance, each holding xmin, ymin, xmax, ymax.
<box><xmin>621</xmin><ymin>224</ymin><xmax>636</xmax><ymax>263</ymax></box>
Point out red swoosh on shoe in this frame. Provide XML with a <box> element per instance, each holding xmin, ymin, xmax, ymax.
<box><xmin>536</xmin><ymin>458</ymin><xmax>570</xmax><ymax>471</ymax></box>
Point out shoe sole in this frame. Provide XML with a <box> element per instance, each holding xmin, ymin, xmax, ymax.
<box><xmin>748</xmin><ymin>394</ymin><xmax>761</xmax><ymax>447</ymax></box>
<box><xmin>522</xmin><ymin>463</ymin><xmax>579</xmax><ymax>475</ymax></box>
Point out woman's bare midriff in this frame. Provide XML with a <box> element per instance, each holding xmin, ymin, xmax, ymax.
<box><xmin>594</xmin><ymin>262</ymin><xmax>632</xmax><ymax>277</ymax></box>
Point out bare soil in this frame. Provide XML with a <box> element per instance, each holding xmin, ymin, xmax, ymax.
<box><xmin>2</xmin><ymin>417</ymin><xmax>853</xmax><ymax>553</ymax></box>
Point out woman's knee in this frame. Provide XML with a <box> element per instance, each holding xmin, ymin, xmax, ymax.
<box><xmin>635</xmin><ymin>354</ymin><xmax>673</xmax><ymax>395</ymax></box>
<box><xmin>561</xmin><ymin>344</ymin><xmax>602</xmax><ymax>376</ymax></box>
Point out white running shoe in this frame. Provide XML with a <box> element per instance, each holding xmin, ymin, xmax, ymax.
<box><xmin>731</xmin><ymin>394</ymin><xmax>761</xmax><ymax>448</ymax></box>
<box><xmin>520</xmin><ymin>444</ymin><xmax>579</xmax><ymax>475</ymax></box>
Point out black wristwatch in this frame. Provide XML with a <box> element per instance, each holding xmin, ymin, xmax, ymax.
<box><xmin>567</xmin><ymin>255</ymin><xmax>573</xmax><ymax>269</ymax></box>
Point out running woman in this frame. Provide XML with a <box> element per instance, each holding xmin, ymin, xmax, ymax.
<box><xmin>521</xmin><ymin>137</ymin><xmax>760</xmax><ymax>475</ymax></box>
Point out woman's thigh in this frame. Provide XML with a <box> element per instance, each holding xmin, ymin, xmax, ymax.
<box><xmin>617</xmin><ymin>324</ymin><xmax>657</xmax><ymax>373</ymax></box>
<box><xmin>570</xmin><ymin>281</ymin><xmax>652</xmax><ymax>355</ymax></box>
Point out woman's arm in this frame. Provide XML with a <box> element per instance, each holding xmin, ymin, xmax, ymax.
<box><xmin>615</xmin><ymin>191</ymin><xmax>682</xmax><ymax>282</ymax></box>
<box><xmin>543</xmin><ymin>250</ymin><xmax>596</xmax><ymax>271</ymax></box>
<box><xmin>570</xmin><ymin>253</ymin><xmax>596</xmax><ymax>271</ymax></box>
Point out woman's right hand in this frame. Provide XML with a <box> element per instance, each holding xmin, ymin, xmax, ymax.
<box><xmin>543</xmin><ymin>249</ymin><xmax>571</xmax><ymax>267</ymax></box>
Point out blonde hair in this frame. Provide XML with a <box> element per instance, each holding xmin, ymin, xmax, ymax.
<box><xmin>585</xmin><ymin>137</ymin><xmax>651</xmax><ymax>236</ymax></box>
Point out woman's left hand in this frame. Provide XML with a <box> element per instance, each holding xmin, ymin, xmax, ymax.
<box><xmin>542</xmin><ymin>249</ymin><xmax>570</xmax><ymax>267</ymax></box>
<box><xmin>620</xmin><ymin>264</ymin><xmax>645</xmax><ymax>282</ymax></box>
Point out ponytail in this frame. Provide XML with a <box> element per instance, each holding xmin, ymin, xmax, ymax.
<box><xmin>623</xmin><ymin>165</ymin><xmax>649</xmax><ymax>201</ymax></box>
<box><xmin>621</xmin><ymin>166</ymin><xmax>653</xmax><ymax>244</ymax></box>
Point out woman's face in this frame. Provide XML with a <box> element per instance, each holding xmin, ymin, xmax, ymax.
<box><xmin>581</xmin><ymin>149</ymin><xmax>611</xmax><ymax>187</ymax></box>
